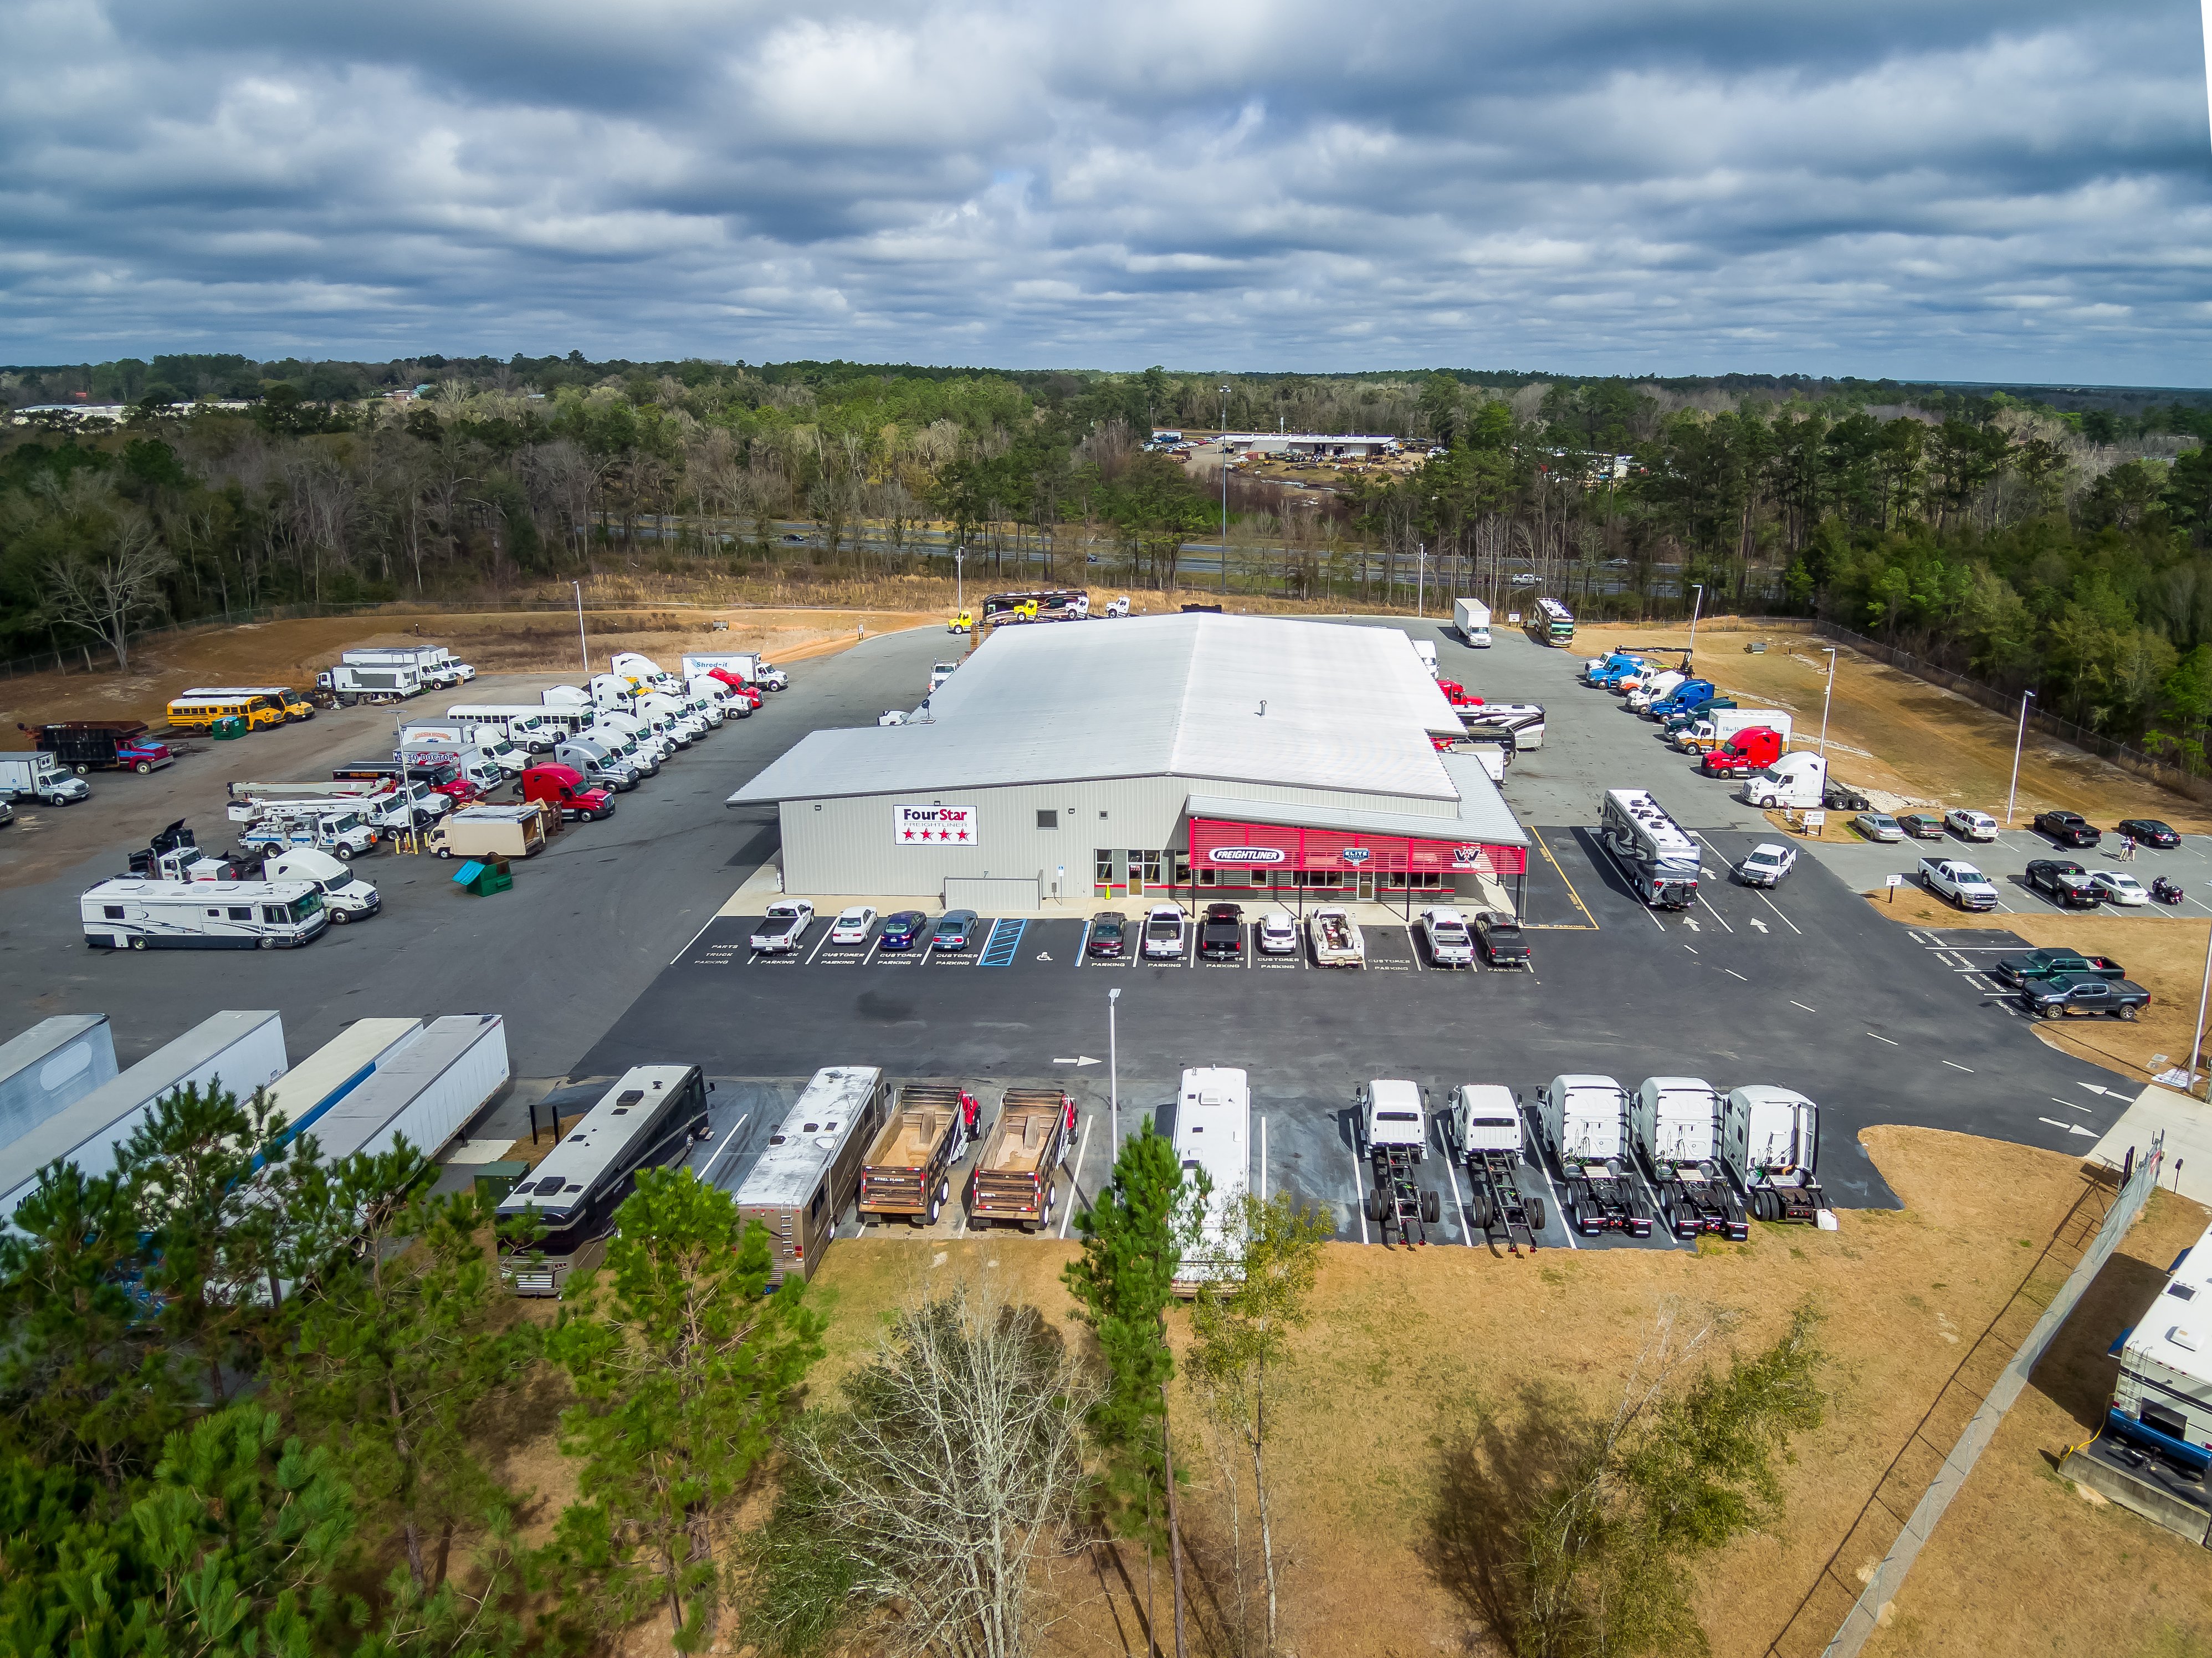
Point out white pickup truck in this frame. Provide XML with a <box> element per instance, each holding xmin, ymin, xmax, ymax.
<box><xmin>750</xmin><ymin>900</ymin><xmax>816</xmax><ymax>954</ymax></box>
<box><xmin>1309</xmin><ymin>907</ymin><xmax>1365</xmax><ymax>967</ymax></box>
<box><xmin>1919</xmin><ymin>857</ymin><xmax>1998</xmax><ymax>912</ymax></box>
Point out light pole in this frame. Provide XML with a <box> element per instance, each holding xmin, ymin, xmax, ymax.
<box><xmin>572</xmin><ymin>580</ymin><xmax>588</xmax><ymax>676</ymax></box>
<box><xmin>954</xmin><ymin>545</ymin><xmax>964</xmax><ymax>620</ymax></box>
<box><xmin>1817</xmin><ymin>646</ymin><xmax>1837</xmax><ymax>757</ymax></box>
<box><xmin>2191</xmin><ymin>923</ymin><xmax>2212</xmax><ymax>1097</ymax></box>
<box><xmin>1107</xmin><ymin>987</ymin><xmax>1122</xmax><ymax>1150</ymax></box>
<box><xmin>1219</xmin><ymin>386</ymin><xmax>1230</xmax><ymax>596</ymax></box>
<box><xmin>1415</xmin><ymin>542</ymin><xmax>1428</xmax><ymax>618</ymax></box>
<box><xmin>2005</xmin><ymin>690</ymin><xmax>2036</xmax><ymax>826</ymax></box>
<box><xmin>1686</xmin><ymin>582</ymin><xmax>1704</xmax><ymax>667</ymax></box>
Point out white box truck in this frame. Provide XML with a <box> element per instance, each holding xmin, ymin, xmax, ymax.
<box><xmin>0</xmin><ymin>1015</ymin><xmax>118</xmax><ymax>1154</ymax></box>
<box><xmin>0</xmin><ymin>753</ymin><xmax>91</xmax><ymax>806</ymax></box>
<box><xmin>316</xmin><ymin>663</ymin><xmax>425</xmax><ymax>704</ymax></box>
<box><xmin>423</xmin><ymin>805</ymin><xmax>547</xmax><ymax>861</ymax></box>
<box><xmin>1671</xmin><ymin>708</ymin><xmax>1790</xmax><ymax>754</ymax></box>
<box><xmin>680</xmin><ymin>652</ymin><xmax>786</xmax><ymax>691</ymax></box>
<box><xmin>342</xmin><ymin>646</ymin><xmax>472</xmax><ymax>688</ymax></box>
<box><xmin>1453</xmin><ymin>597</ymin><xmax>1492</xmax><ymax>646</ymax></box>
<box><xmin>0</xmin><ymin>1010</ymin><xmax>286</xmax><ymax>1223</ymax></box>
<box><xmin>305</xmin><ymin>1013</ymin><xmax>510</xmax><ymax>1167</ymax></box>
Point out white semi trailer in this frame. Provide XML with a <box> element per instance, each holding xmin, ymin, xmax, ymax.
<box><xmin>0</xmin><ymin>1010</ymin><xmax>287</xmax><ymax>1224</ymax></box>
<box><xmin>0</xmin><ymin>1015</ymin><xmax>118</xmax><ymax>1155</ymax></box>
<box><xmin>305</xmin><ymin>1014</ymin><xmax>510</xmax><ymax>1168</ymax></box>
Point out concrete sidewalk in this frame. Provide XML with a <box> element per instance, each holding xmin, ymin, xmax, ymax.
<box><xmin>2087</xmin><ymin>1081</ymin><xmax>2212</xmax><ymax>1206</ymax></box>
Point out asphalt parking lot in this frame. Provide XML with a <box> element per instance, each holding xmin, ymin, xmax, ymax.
<box><xmin>0</xmin><ymin>616</ymin><xmax>2181</xmax><ymax>1258</ymax></box>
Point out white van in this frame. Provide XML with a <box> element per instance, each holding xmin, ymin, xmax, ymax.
<box><xmin>1171</xmin><ymin>1066</ymin><xmax>1251</xmax><ymax>1294</ymax></box>
<box><xmin>262</xmin><ymin>848</ymin><xmax>381</xmax><ymax>923</ymax></box>
<box><xmin>83</xmin><ymin>878</ymin><xmax>328</xmax><ymax>950</ymax></box>
<box><xmin>446</xmin><ymin>706</ymin><xmax>557</xmax><ymax>754</ymax></box>
<box><xmin>1412</xmin><ymin>638</ymin><xmax>1440</xmax><ymax>678</ymax></box>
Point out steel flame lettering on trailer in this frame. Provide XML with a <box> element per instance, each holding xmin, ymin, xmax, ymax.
<box><xmin>893</xmin><ymin>803</ymin><xmax>979</xmax><ymax>846</ymax></box>
<box><xmin>1208</xmin><ymin>846</ymin><xmax>1287</xmax><ymax>865</ymax></box>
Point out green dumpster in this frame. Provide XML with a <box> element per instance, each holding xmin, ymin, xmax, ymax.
<box><xmin>472</xmin><ymin>1161</ymin><xmax>531</xmax><ymax>1206</ymax></box>
<box><xmin>452</xmin><ymin>857</ymin><xmax>513</xmax><ymax>897</ymax></box>
<box><xmin>209</xmin><ymin>714</ymin><xmax>248</xmax><ymax>740</ymax></box>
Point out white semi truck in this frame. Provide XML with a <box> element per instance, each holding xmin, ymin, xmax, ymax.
<box><xmin>1355</xmin><ymin>1078</ymin><xmax>1440</xmax><ymax>1247</ymax></box>
<box><xmin>1721</xmin><ymin>1086</ymin><xmax>1828</xmax><ymax>1224</ymax></box>
<box><xmin>1534</xmin><ymin>1074</ymin><xmax>1653</xmax><ymax>1238</ymax></box>
<box><xmin>1629</xmin><ymin>1077</ymin><xmax>1748</xmax><ymax>1241</ymax></box>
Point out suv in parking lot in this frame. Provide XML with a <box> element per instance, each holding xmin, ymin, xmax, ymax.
<box><xmin>2034</xmin><ymin>809</ymin><xmax>2101</xmax><ymax>848</ymax></box>
<box><xmin>1198</xmin><ymin>903</ymin><xmax>1245</xmax><ymax>961</ymax></box>
<box><xmin>1143</xmin><ymin>904</ymin><xmax>1186</xmax><ymax>960</ymax></box>
<box><xmin>1256</xmin><ymin>911</ymin><xmax>1298</xmax><ymax>955</ymax></box>
<box><xmin>1944</xmin><ymin>808</ymin><xmax>1999</xmax><ymax>841</ymax></box>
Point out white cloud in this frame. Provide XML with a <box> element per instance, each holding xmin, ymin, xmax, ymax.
<box><xmin>0</xmin><ymin>0</ymin><xmax>2204</xmax><ymax>377</ymax></box>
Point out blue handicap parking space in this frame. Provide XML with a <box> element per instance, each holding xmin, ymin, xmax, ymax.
<box><xmin>979</xmin><ymin>917</ymin><xmax>1026</xmax><ymax>965</ymax></box>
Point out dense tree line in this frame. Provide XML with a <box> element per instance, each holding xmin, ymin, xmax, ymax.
<box><xmin>3</xmin><ymin>354</ymin><xmax>2209</xmax><ymax>763</ymax></box>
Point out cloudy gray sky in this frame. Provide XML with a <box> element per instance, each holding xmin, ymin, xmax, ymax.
<box><xmin>2</xmin><ymin>0</ymin><xmax>2208</xmax><ymax>379</ymax></box>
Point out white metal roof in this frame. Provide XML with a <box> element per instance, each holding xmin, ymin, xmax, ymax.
<box><xmin>1186</xmin><ymin>754</ymin><xmax>1527</xmax><ymax>847</ymax></box>
<box><xmin>728</xmin><ymin>614</ymin><xmax>1465</xmax><ymax>806</ymax></box>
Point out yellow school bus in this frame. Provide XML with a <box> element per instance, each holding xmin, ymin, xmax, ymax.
<box><xmin>226</xmin><ymin>685</ymin><xmax>315</xmax><ymax>721</ymax></box>
<box><xmin>165</xmin><ymin>689</ymin><xmax>290</xmax><ymax>731</ymax></box>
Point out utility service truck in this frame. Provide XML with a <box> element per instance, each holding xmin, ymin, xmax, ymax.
<box><xmin>237</xmin><ymin>804</ymin><xmax>378</xmax><ymax>861</ymax></box>
<box><xmin>1721</xmin><ymin>1086</ymin><xmax>1827</xmax><ymax>1224</ymax></box>
<box><xmin>733</xmin><ymin>1066</ymin><xmax>890</xmax><ymax>1286</ymax></box>
<box><xmin>1534</xmin><ymin>1074</ymin><xmax>1653</xmax><ymax>1238</ymax></box>
<box><xmin>1630</xmin><ymin>1077</ymin><xmax>1748</xmax><ymax>1241</ymax></box>
<box><xmin>857</xmin><ymin>1082</ymin><xmax>979</xmax><ymax>1227</ymax></box>
<box><xmin>1308</xmin><ymin>907</ymin><xmax>1365</xmax><ymax>966</ymax></box>
<box><xmin>1172</xmin><ymin>1067</ymin><xmax>1250</xmax><ymax>1291</ymax></box>
<box><xmin>499</xmin><ymin>1065</ymin><xmax>710</xmax><ymax>1296</ymax></box>
<box><xmin>1441</xmin><ymin>1083</ymin><xmax>1544</xmax><ymax>1254</ymax></box>
<box><xmin>1355</xmin><ymin>1078</ymin><xmax>1440</xmax><ymax>1247</ymax></box>
<box><xmin>1599</xmin><ymin>789</ymin><xmax>1701</xmax><ymax>910</ymax></box>
<box><xmin>968</xmin><ymin>1086</ymin><xmax>1077</xmax><ymax>1232</ymax></box>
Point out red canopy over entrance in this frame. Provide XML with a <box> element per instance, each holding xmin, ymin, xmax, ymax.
<box><xmin>1189</xmin><ymin>816</ymin><xmax>1527</xmax><ymax>878</ymax></box>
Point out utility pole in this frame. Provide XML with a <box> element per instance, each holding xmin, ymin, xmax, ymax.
<box><xmin>1108</xmin><ymin>986</ymin><xmax>1121</xmax><ymax>1148</ymax></box>
<box><xmin>572</xmin><ymin>580</ymin><xmax>588</xmax><ymax>675</ymax></box>
<box><xmin>2005</xmin><ymin>690</ymin><xmax>2036</xmax><ymax>825</ymax></box>
<box><xmin>954</xmin><ymin>545</ymin><xmax>964</xmax><ymax>619</ymax></box>
<box><xmin>1415</xmin><ymin>542</ymin><xmax>1427</xmax><ymax>618</ymax></box>
<box><xmin>1220</xmin><ymin>386</ymin><xmax>1230</xmax><ymax>596</ymax></box>
<box><xmin>1163</xmin><ymin>1390</ymin><xmax>1189</xmax><ymax>1658</ymax></box>
<box><xmin>1686</xmin><ymin>582</ymin><xmax>1704</xmax><ymax>668</ymax></box>
<box><xmin>1817</xmin><ymin>646</ymin><xmax>1837</xmax><ymax>756</ymax></box>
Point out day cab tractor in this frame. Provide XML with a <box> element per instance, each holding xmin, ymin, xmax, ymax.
<box><xmin>1441</xmin><ymin>1084</ymin><xmax>1544</xmax><ymax>1253</ymax></box>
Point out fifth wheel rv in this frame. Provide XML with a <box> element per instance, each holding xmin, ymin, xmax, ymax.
<box><xmin>1598</xmin><ymin>789</ymin><xmax>1700</xmax><ymax>909</ymax></box>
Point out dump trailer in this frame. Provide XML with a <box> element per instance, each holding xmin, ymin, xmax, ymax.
<box><xmin>1309</xmin><ymin>907</ymin><xmax>1365</xmax><ymax>967</ymax></box>
<box><xmin>857</xmin><ymin>1082</ymin><xmax>979</xmax><ymax>1227</ymax></box>
<box><xmin>1356</xmin><ymin>1079</ymin><xmax>1440</xmax><ymax>1247</ymax></box>
<box><xmin>967</xmin><ymin>1086</ymin><xmax>1075</xmax><ymax>1232</ymax></box>
<box><xmin>1533</xmin><ymin>1074</ymin><xmax>1652</xmax><ymax>1238</ymax></box>
<box><xmin>1441</xmin><ymin>1083</ymin><xmax>1544</xmax><ymax>1254</ymax></box>
<box><xmin>0</xmin><ymin>1010</ymin><xmax>286</xmax><ymax>1225</ymax></box>
<box><xmin>1630</xmin><ymin>1077</ymin><xmax>1748</xmax><ymax>1241</ymax></box>
<box><xmin>1721</xmin><ymin>1086</ymin><xmax>1827</xmax><ymax>1223</ymax></box>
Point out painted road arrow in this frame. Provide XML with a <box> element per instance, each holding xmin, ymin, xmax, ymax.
<box><xmin>1052</xmin><ymin>1056</ymin><xmax>1101</xmax><ymax>1067</ymax></box>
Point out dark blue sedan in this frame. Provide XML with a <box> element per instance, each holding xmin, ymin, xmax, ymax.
<box><xmin>878</xmin><ymin>910</ymin><xmax>926</xmax><ymax>950</ymax></box>
<box><xmin>931</xmin><ymin>909</ymin><xmax>979</xmax><ymax>951</ymax></box>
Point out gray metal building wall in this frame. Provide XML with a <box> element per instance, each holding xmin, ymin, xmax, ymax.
<box><xmin>779</xmin><ymin>774</ymin><xmax>1465</xmax><ymax>898</ymax></box>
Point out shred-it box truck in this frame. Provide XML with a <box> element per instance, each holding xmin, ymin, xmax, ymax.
<box><xmin>857</xmin><ymin>1082</ymin><xmax>979</xmax><ymax>1227</ymax></box>
<box><xmin>499</xmin><ymin>1064</ymin><xmax>711</xmax><ymax>1296</ymax></box>
<box><xmin>1453</xmin><ymin>597</ymin><xmax>1492</xmax><ymax>647</ymax></box>
<box><xmin>0</xmin><ymin>1010</ymin><xmax>286</xmax><ymax>1225</ymax></box>
<box><xmin>731</xmin><ymin>1067</ymin><xmax>888</xmax><ymax>1288</ymax></box>
<box><xmin>0</xmin><ymin>1015</ymin><xmax>118</xmax><ymax>1154</ymax></box>
<box><xmin>967</xmin><ymin>1086</ymin><xmax>1076</xmax><ymax>1232</ymax></box>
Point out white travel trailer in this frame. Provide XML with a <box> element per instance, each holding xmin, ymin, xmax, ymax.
<box><xmin>0</xmin><ymin>1010</ymin><xmax>287</xmax><ymax>1223</ymax></box>
<box><xmin>1171</xmin><ymin>1066</ymin><xmax>1251</xmax><ymax>1293</ymax></box>
<box><xmin>82</xmin><ymin>878</ymin><xmax>329</xmax><ymax>950</ymax></box>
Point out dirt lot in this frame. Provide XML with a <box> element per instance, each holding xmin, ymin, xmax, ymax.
<box><xmin>1576</xmin><ymin>620</ymin><xmax>2212</xmax><ymax>832</ymax></box>
<box><xmin>755</xmin><ymin>1128</ymin><xmax>2210</xmax><ymax>1658</ymax></box>
<box><xmin>0</xmin><ymin>606</ymin><xmax>933</xmax><ymax>737</ymax></box>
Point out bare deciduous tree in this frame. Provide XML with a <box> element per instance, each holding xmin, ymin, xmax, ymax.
<box><xmin>767</xmin><ymin>1277</ymin><xmax>1097</xmax><ymax>1658</ymax></box>
<box><xmin>42</xmin><ymin>512</ymin><xmax>174</xmax><ymax>669</ymax></box>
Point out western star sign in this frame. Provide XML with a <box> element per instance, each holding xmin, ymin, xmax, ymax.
<box><xmin>894</xmin><ymin>803</ymin><xmax>978</xmax><ymax>846</ymax></box>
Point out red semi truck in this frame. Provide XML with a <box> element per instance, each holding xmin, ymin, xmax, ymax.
<box><xmin>521</xmin><ymin>764</ymin><xmax>615</xmax><ymax>822</ymax></box>
<box><xmin>1700</xmin><ymin>726</ymin><xmax>1787</xmax><ymax>777</ymax></box>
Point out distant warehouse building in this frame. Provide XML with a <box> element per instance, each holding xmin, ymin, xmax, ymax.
<box><xmin>726</xmin><ymin>613</ymin><xmax>1529</xmax><ymax>914</ymax></box>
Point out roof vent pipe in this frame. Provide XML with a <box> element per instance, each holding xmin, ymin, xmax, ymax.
<box><xmin>1257</xmin><ymin>700</ymin><xmax>1267</xmax><ymax>717</ymax></box>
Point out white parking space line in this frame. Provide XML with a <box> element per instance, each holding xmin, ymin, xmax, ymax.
<box><xmin>1440</xmin><ymin>1149</ymin><xmax>1474</xmax><ymax>1247</ymax></box>
<box><xmin>669</xmin><ymin>916</ymin><xmax>716</xmax><ymax>964</ymax></box>
<box><xmin>1867</xmin><ymin>1031</ymin><xmax>1899</xmax><ymax>1045</ymax></box>
<box><xmin>2052</xmin><ymin>1098</ymin><xmax>2095</xmax><ymax>1115</ymax></box>
<box><xmin>863</xmin><ymin>934</ymin><xmax>884</xmax><ymax>966</ymax></box>
<box><xmin>1349</xmin><ymin>1145</ymin><xmax>1370</xmax><ymax>1245</ymax></box>
<box><xmin>697</xmin><ymin>1112</ymin><xmax>750</xmax><ymax>1180</ymax></box>
<box><xmin>1076</xmin><ymin>919</ymin><xmax>1092</xmax><ymax>965</ymax></box>
<box><xmin>1525</xmin><ymin>1132</ymin><xmax>1575</xmax><ymax>1249</ymax></box>
<box><xmin>1059</xmin><ymin>1114</ymin><xmax>1092</xmax><ymax>1239</ymax></box>
<box><xmin>1790</xmin><ymin>1000</ymin><xmax>1817</xmax><ymax>1013</ymax></box>
<box><xmin>1641</xmin><ymin>905</ymin><xmax>1667</xmax><ymax>933</ymax></box>
<box><xmin>1722</xmin><ymin>967</ymin><xmax>1749</xmax><ymax>981</ymax></box>
<box><xmin>1753</xmin><ymin>890</ymin><xmax>1803</xmax><ymax>935</ymax></box>
<box><xmin>1258</xmin><ymin>1115</ymin><xmax>1267</xmax><ymax>1200</ymax></box>
<box><xmin>1246</xmin><ymin>923</ymin><xmax>1254</xmax><ymax>969</ymax></box>
<box><xmin>1941</xmin><ymin>1060</ymin><xmax>1974</xmax><ymax>1072</ymax></box>
<box><xmin>805</xmin><ymin>927</ymin><xmax>833</xmax><ymax>965</ymax></box>
<box><xmin>1695</xmin><ymin>893</ymin><xmax>1734</xmax><ymax>933</ymax></box>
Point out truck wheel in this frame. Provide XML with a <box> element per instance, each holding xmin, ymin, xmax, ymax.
<box><xmin>436</xmin><ymin>848</ymin><xmax>453</xmax><ymax>859</ymax></box>
<box><xmin>74</xmin><ymin>764</ymin><xmax>89</xmax><ymax>776</ymax></box>
<box><xmin>134</xmin><ymin>760</ymin><xmax>152</xmax><ymax>774</ymax></box>
<box><xmin>1422</xmin><ymin>1189</ymin><xmax>1441</xmax><ymax>1224</ymax></box>
<box><xmin>926</xmin><ymin>1191</ymin><xmax>943</xmax><ymax>1225</ymax></box>
<box><xmin>334</xmin><ymin>845</ymin><xmax>353</xmax><ymax>860</ymax></box>
<box><xmin>259</xmin><ymin>937</ymin><xmax>278</xmax><ymax>950</ymax></box>
<box><xmin>130</xmin><ymin>935</ymin><xmax>146</xmax><ymax>950</ymax></box>
<box><xmin>1527</xmin><ymin>1196</ymin><xmax>1546</xmax><ymax>1232</ymax></box>
<box><xmin>2119</xmin><ymin>1004</ymin><xmax>2139</xmax><ymax>1021</ymax></box>
<box><xmin>330</xmin><ymin>910</ymin><xmax>350</xmax><ymax>924</ymax></box>
<box><xmin>1364</xmin><ymin>1193</ymin><xmax>1384</xmax><ymax>1224</ymax></box>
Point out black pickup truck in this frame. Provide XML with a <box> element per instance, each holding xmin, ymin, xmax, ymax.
<box><xmin>2025</xmin><ymin>859</ymin><xmax>2103</xmax><ymax>909</ymax></box>
<box><xmin>2018</xmin><ymin>974</ymin><xmax>2150</xmax><ymax>1021</ymax></box>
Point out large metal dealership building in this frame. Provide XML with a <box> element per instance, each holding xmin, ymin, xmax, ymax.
<box><xmin>727</xmin><ymin>613</ymin><xmax>1530</xmax><ymax>912</ymax></box>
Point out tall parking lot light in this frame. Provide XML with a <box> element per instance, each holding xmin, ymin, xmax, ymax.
<box><xmin>2192</xmin><ymin>922</ymin><xmax>2212</xmax><ymax>1099</ymax></box>
<box><xmin>2005</xmin><ymin>690</ymin><xmax>2036</xmax><ymax>825</ymax></box>
<box><xmin>954</xmin><ymin>545</ymin><xmax>964</xmax><ymax>617</ymax></box>
<box><xmin>573</xmin><ymin>580</ymin><xmax>589</xmax><ymax>675</ymax></box>
<box><xmin>1686</xmin><ymin>582</ymin><xmax>1704</xmax><ymax>666</ymax></box>
<box><xmin>1108</xmin><ymin>986</ymin><xmax>1122</xmax><ymax>1150</ymax></box>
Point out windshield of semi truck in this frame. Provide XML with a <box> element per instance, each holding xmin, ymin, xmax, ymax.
<box><xmin>323</xmin><ymin>869</ymin><xmax>356</xmax><ymax>892</ymax></box>
<box><xmin>289</xmin><ymin>893</ymin><xmax>324</xmax><ymax>921</ymax></box>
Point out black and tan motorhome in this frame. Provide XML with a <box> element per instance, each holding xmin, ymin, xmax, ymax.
<box><xmin>733</xmin><ymin>1067</ymin><xmax>888</xmax><ymax>1286</ymax></box>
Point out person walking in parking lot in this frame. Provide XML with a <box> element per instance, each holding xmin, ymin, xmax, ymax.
<box><xmin>2121</xmin><ymin>834</ymin><xmax>2137</xmax><ymax>861</ymax></box>
<box><xmin>962</xmin><ymin>1088</ymin><xmax>979</xmax><ymax>1150</ymax></box>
